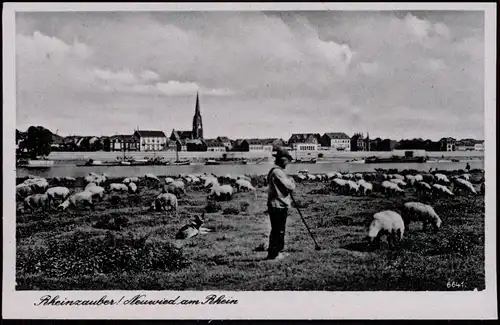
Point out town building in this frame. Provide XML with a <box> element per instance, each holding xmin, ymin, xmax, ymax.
<box><xmin>217</xmin><ymin>136</ymin><xmax>232</xmax><ymax>151</ymax></box>
<box><xmin>205</xmin><ymin>139</ymin><xmax>226</xmax><ymax>152</ymax></box>
<box><xmin>133</xmin><ymin>130</ymin><xmax>167</xmax><ymax>151</ymax></box>
<box><xmin>109</xmin><ymin>134</ymin><xmax>139</xmax><ymax>151</ymax></box>
<box><xmin>260</xmin><ymin>138</ymin><xmax>286</xmax><ymax>151</ymax></box>
<box><xmin>439</xmin><ymin>137</ymin><xmax>456</xmax><ymax>151</ymax></box>
<box><xmin>474</xmin><ymin>140</ymin><xmax>485</xmax><ymax>151</ymax></box>
<box><xmin>350</xmin><ymin>133</ymin><xmax>370</xmax><ymax>151</ymax></box>
<box><xmin>288</xmin><ymin>133</ymin><xmax>321</xmax><ymax>151</ymax></box>
<box><xmin>320</xmin><ymin>132</ymin><xmax>351</xmax><ymax>151</ymax></box>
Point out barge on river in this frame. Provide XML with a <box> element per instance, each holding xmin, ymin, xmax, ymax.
<box><xmin>365</xmin><ymin>156</ymin><xmax>427</xmax><ymax>164</ymax></box>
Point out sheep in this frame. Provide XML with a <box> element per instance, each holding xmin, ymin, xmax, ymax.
<box><xmin>403</xmin><ymin>202</ymin><xmax>442</xmax><ymax>231</ymax></box>
<box><xmin>204</xmin><ymin>177</ymin><xmax>219</xmax><ymax>189</ymax></box>
<box><xmin>381</xmin><ymin>181</ymin><xmax>404</xmax><ymax>196</ymax></box>
<box><xmin>392</xmin><ymin>174</ymin><xmax>405</xmax><ymax>180</ymax></box>
<box><xmin>209</xmin><ymin>184</ymin><xmax>234</xmax><ymax>201</ymax></box>
<box><xmin>326</xmin><ymin>172</ymin><xmax>337</xmax><ymax>179</ymax></box>
<box><xmin>343</xmin><ymin>173</ymin><xmax>354</xmax><ymax>180</ymax></box>
<box><xmin>145</xmin><ymin>173</ymin><xmax>160</xmax><ymax>182</ymax></box>
<box><xmin>405</xmin><ymin>175</ymin><xmax>416</xmax><ymax>185</ymax></box>
<box><xmin>23</xmin><ymin>178</ymin><xmax>49</xmax><ymax>194</ymax></box>
<box><xmin>84</xmin><ymin>175</ymin><xmax>104</xmax><ymax>186</ymax></box>
<box><xmin>150</xmin><ymin>193</ymin><xmax>178</xmax><ymax>214</ymax></box>
<box><xmin>368</xmin><ymin>210</ymin><xmax>405</xmax><ymax>250</ymax></box>
<box><xmin>164</xmin><ymin>177</ymin><xmax>175</xmax><ymax>185</ymax></box>
<box><xmin>109</xmin><ymin>183</ymin><xmax>129</xmax><ymax>192</ymax></box>
<box><xmin>452</xmin><ymin>178</ymin><xmax>477</xmax><ymax>195</ymax></box>
<box><xmin>332</xmin><ymin>178</ymin><xmax>347</xmax><ymax>191</ymax></box>
<box><xmin>415</xmin><ymin>181</ymin><xmax>432</xmax><ymax>195</ymax></box>
<box><xmin>85</xmin><ymin>182</ymin><xmax>97</xmax><ymax>190</ymax></box>
<box><xmin>122</xmin><ymin>178</ymin><xmax>131</xmax><ymax>184</ymax></box>
<box><xmin>16</xmin><ymin>184</ymin><xmax>33</xmax><ymax>200</ymax></box>
<box><xmin>345</xmin><ymin>180</ymin><xmax>360</xmax><ymax>196</ymax></box>
<box><xmin>421</xmin><ymin>173</ymin><xmax>435</xmax><ymax>183</ymax></box>
<box><xmin>45</xmin><ymin>186</ymin><xmax>70</xmax><ymax>204</ymax></box>
<box><xmin>85</xmin><ymin>186</ymin><xmax>105</xmax><ymax>201</ymax></box>
<box><xmin>58</xmin><ymin>191</ymin><xmax>95</xmax><ymax>211</ymax></box>
<box><xmin>128</xmin><ymin>182</ymin><xmax>138</xmax><ymax>194</ymax></box>
<box><xmin>356</xmin><ymin>179</ymin><xmax>367</xmax><ymax>186</ymax></box>
<box><xmin>359</xmin><ymin>182</ymin><xmax>373</xmax><ymax>196</ymax></box>
<box><xmin>354</xmin><ymin>173</ymin><xmax>363</xmax><ymax>180</ymax></box>
<box><xmin>414</xmin><ymin>174</ymin><xmax>423</xmax><ymax>182</ymax></box>
<box><xmin>434</xmin><ymin>173</ymin><xmax>450</xmax><ymax>184</ymax></box>
<box><xmin>459</xmin><ymin>174</ymin><xmax>471</xmax><ymax>181</ymax></box>
<box><xmin>390</xmin><ymin>178</ymin><xmax>407</xmax><ymax>187</ymax></box>
<box><xmin>306</xmin><ymin>174</ymin><xmax>317</xmax><ymax>181</ymax></box>
<box><xmin>432</xmin><ymin>184</ymin><xmax>454</xmax><ymax>197</ymax></box>
<box><xmin>24</xmin><ymin>193</ymin><xmax>50</xmax><ymax>212</ymax></box>
<box><xmin>237</xmin><ymin>175</ymin><xmax>251</xmax><ymax>183</ymax></box>
<box><xmin>163</xmin><ymin>181</ymin><xmax>186</xmax><ymax>196</ymax></box>
<box><xmin>296</xmin><ymin>174</ymin><xmax>307</xmax><ymax>182</ymax></box>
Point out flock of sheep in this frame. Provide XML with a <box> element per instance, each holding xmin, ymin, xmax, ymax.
<box><xmin>16</xmin><ymin>168</ymin><xmax>484</xmax><ymax>247</ymax></box>
<box><xmin>295</xmin><ymin>169</ymin><xmax>484</xmax><ymax>249</ymax></box>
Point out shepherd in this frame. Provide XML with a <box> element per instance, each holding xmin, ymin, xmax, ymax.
<box><xmin>265</xmin><ymin>147</ymin><xmax>296</xmax><ymax>260</ymax></box>
<box><xmin>466</xmin><ymin>162</ymin><xmax>471</xmax><ymax>172</ymax></box>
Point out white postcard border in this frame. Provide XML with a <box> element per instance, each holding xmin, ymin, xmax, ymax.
<box><xmin>3</xmin><ymin>2</ymin><xmax>497</xmax><ymax>320</ymax></box>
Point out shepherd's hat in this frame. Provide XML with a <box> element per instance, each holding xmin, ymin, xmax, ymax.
<box><xmin>272</xmin><ymin>147</ymin><xmax>293</xmax><ymax>161</ymax></box>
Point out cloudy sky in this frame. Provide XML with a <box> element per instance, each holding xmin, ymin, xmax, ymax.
<box><xmin>16</xmin><ymin>10</ymin><xmax>484</xmax><ymax>140</ymax></box>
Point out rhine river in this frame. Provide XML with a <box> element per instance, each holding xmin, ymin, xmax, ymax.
<box><xmin>16</xmin><ymin>160</ymin><xmax>484</xmax><ymax>179</ymax></box>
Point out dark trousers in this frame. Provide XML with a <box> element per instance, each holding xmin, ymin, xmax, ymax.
<box><xmin>267</xmin><ymin>206</ymin><xmax>288</xmax><ymax>258</ymax></box>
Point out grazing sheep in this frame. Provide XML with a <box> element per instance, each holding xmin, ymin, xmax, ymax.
<box><xmin>432</xmin><ymin>184</ymin><xmax>454</xmax><ymax>197</ymax></box>
<box><xmin>45</xmin><ymin>186</ymin><xmax>70</xmax><ymax>204</ymax></box>
<box><xmin>459</xmin><ymin>174</ymin><xmax>471</xmax><ymax>181</ymax></box>
<box><xmin>128</xmin><ymin>182</ymin><xmax>138</xmax><ymax>194</ymax></box>
<box><xmin>58</xmin><ymin>191</ymin><xmax>95</xmax><ymax>211</ymax></box>
<box><xmin>84</xmin><ymin>175</ymin><xmax>104</xmax><ymax>186</ymax></box>
<box><xmin>85</xmin><ymin>182</ymin><xmax>97</xmax><ymax>190</ymax></box>
<box><xmin>150</xmin><ymin>193</ymin><xmax>178</xmax><ymax>214</ymax></box>
<box><xmin>331</xmin><ymin>178</ymin><xmax>347</xmax><ymax>193</ymax></box>
<box><xmin>145</xmin><ymin>173</ymin><xmax>160</xmax><ymax>182</ymax></box>
<box><xmin>85</xmin><ymin>186</ymin><xmax>105</xmax><ymax>201</ymax></box>
<box><xmin>415</xmin><ymin>181</ymin><xmax>432</xmax><ymax>195</ymax></box>
<box><xmin>434</xmin><ymin>173</ymin><xmax>450</xmax><ymax>184</ymax></box>
<box><xmin>359</xmin><ymin>182</ymin><xmax>373</xmax><ymax>196</ymax></box>
<box><xmin>164</xmin><ymin>177</ymin><xmax>175</xmax><ymax>185</ymax></box>
<box><xmin>414</xmin><ymin>174</ymin><xmax>423</xmax><ymax>182</ymax></box>
<box><xmin>175</xmin><ymin>215</ymin><xmax>205</xmax><ymax>240</ymax></box>
<box><xmin>403</xmin><ymin>202</ymin><xmax>442</xmax><ymax>231</ymax></box>
<box><xmin>128</xmin><ymin>176</ymin><xmax>139</xmax><ymax>183</ymax></box>
<box><xmin>23</xmin><ymin>178</ymin><xmax>49</xmax><ymax>194</ymax></box>
<box><xmin>109</xmin><ymin>183</ymin><xmax>129</xmax><ymax>192</ymax></box>
<box><xmin>453</xmin><ymin>178</ymin><xmax>477</xmax><ymax>195</ymax></box>
<box><xmin>354</xmin><ymin>173</ymin><xmax>363</xmax><ymax>180</ymax></box>
<box><xmin>405</xmin><ymin>175</ymin><xmax>416</xmax><ymax>185</ymax></box>
<box><xmin>16</xmin><ymin>184</ymin><xmax>33</xmax><ymax>200</ymax></box>
<box><xmin>381</xmin><ymin>181</ymin><xmax>404</xmax><ymax>196</ymax></box>
<box><xmin>209</xmin><ymin>184</ymin><xmax>234</xmax><ymax>201</ymax></box>
<box><xmin>421</xmin><ymin>173</ymin><xmax>435</xmax><ymax>183</ymax></box>
<box><xmin>368</xmin><ymin>210</ymin><xmax>405</xmax><ymax>249</ymax></box>
<box><xmin>296</xmin><ymin>174</ymin><xmax>307</xmax><ymax>182</ymax></box>
<box><xmin>24</xmin><ymin>193</ymin><xmax>50</xmax><ymax>212</ymax></box>
<box><xmin>392</xmin><ymin>174</ymin><xmax>404</xmax><ymax>180</ymax></box>
<box><xmin>122</xmin><ymin>178</ymin><xmax>131</xmax><ymax>184</ymax></box>
<box><xmin>390</xmin><ymin>178</ymin><xmax>407</xmax><ymax>187</ymax></box>
<box><xmin>345</xmin><ymin>180</ymin><xmax>360</xmax><ymax>196</ymax></box>
<box><xmin>204</xmin><ymin>177</ymin><xmax>219</xmax><ymax>189</ymax></box>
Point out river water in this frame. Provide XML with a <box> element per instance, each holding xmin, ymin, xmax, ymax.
<box><xmin>16</xmin><ymin>160</ymin><xmax>484</xmax><ymax>178</ymax></box>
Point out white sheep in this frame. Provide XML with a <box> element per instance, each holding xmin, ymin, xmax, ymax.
<box><xmin>306</xmin><ymin>174</ymin><xmax>317</xmax><ymax>181</ymax></box>
<box><xmin>128</xmin><ymin>182</ymin><xmax>138</xmax><ymax>193</ymax></box>
<box><xmin>390</xmin><ymin>178</ymin><xmax>407</xmax><ymax>187</ymax></box>
<box><xmin>432</xmin><ymin>184</ymin><xmax>454</xmax><ymax>197</ymax></box>
<box><xmin>459</xmin><ymin>174</ymin><xmax>471</xmax><ymax>181</ymax></box>
<box><xmin>209</xmin><ymin>184</ymin><xmax>234</xmax><ymax>201</ymax></box>
<box><xmin>122</xmin><ymin>178</ymin><xmax>131</xmax><ymax>184</ymax></box>
<box><xmin>393</xmin><ymin>174</ymin><xmax>405</xmax><ymax>180</ymax></box>
<box><xmin>332</xmin><ymin>178</ymin><xmax>347</xmax><ymax>192</ymax></box>
<box><xmin>150</xmin><ymin>193</ymin><xmax>178</xmax><ymax>214</ymax></box>
<box><xmin>145</xmin><ymin>173</ymin><xmax>160</xmax><ymax>182</ymax></box>
<box><xmin>354</xmin><ymin>173</ymin><xmax>363</xmax><ymax>180</ymax></box>
<box><xmin>23</xmin><ymin>178</ymin><xmax>49</xmax><ymax>194</ymax></box>
<box><xmin>414</xmin><ymin>174</ymin><xmax>423</xmax><ymax>182</ymax></box>
<box><xmin>85</xmin><ymin>182</ymin><xmax>97</xmax><ymax>190</ymax></box>
<box><xmin>164</xmin><ymin>177</ymin><xmax>175</xmax><ymax>185</ymax></box>
<box><xmin>345</xmin><ymin>180</ymin><xmax>360</xmax><ymax>196</ymax></box>
<box><xmin>405</xmin><ymin>175</ymin><xmax>416</xmax><ymax>185</ymax></box>
<box><xmin>296</xmin><ymin>174</ymin><xmax>307</xmax><ymax>182</ymax></box>
<box><xmin>16</xmin><ymin>184</ymin><xmax>33</xmax><ymax>200</ymax></box>
<box><xmin>163</xmin><ymin>181</ymin><xmax>186</xmax><ymax>196</ymax></box>
<box><xmin>381</xmin><ymin>181</ymin><xmax>404</xmax><ymax>196</ymax></box>
<box><xmin>109</xmin><ymin>183</ymin><xmax>129</xmax><ymax>192</ymax></box>
<box><xmin>453</xmin><ymin>178</ymin><xmax>477</xmax><ymax>195</ymax></box>
<box><xmin>24</xmin><ymin>193</ymin><xmax>50</xmax><ymax>212</ymax></box>
<box><xmin>415</xmin><ymin>181</ymin><xmax>432</xmax><ymax>195</ymax></box>
<box><xmin>403</xmin><ymin>202</ymin><xmax>442</xmax><ymax>231</ymax></box>
<box><xmin>45</xmin><ymin>186</ymin><xmax>70</xmax><ymax>204</ymax></box>
<box><xmin>368</xmin><ymin>210</ymin><xmax>405</xmax><ymax>249</ymax></box>
<box><xmin>434</xmin><ymin>173</ymin><xmax>450</xmax><ymax>184</ymax></box>
<box><xmin>58</xmin><ymin>191</ymin><xmax>95</xmax><ymax>211</ymax></box>
<box><xmin>359</xmin><ymin>182</ymin><xmax>373</xmax><ymax>196</ymax></box>
<box><xmin>85</xmin><ymin>185</ymin><xmax>105</xmax><ymax>201</ymax></box>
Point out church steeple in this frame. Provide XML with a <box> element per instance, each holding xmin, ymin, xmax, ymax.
<box><xmin>192</xmin><ymin>91</ymin><xmax>203</xmax><ymax>139</ymax></box>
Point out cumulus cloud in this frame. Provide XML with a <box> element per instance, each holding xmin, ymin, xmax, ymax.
<box><xmin>15</xmin><ymin>11</ymin><xmax>484</xmax><ymax>140</ymax></box>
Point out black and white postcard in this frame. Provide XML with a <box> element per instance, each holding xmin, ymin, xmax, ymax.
<box><xmin>3</xmin><ymin>2</ymin><xmax>497</xmax><ymax>320</ymax></box>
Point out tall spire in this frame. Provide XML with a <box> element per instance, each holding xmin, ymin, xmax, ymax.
<box><xmin>192</xmin><ymin>91</ymin><xmax>203</xmax><ymax>139</ymax></box>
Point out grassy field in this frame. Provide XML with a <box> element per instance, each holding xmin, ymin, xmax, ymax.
<box><xmin>16</xmin><ymin>170</ymin><xmax>485</xmax><ymax>291</ymax></box>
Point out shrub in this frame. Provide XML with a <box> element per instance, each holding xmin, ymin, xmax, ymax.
<box><xmin>205</xmin><ymin>201</ymin><xmax>221</xmax><ymax>213</ymax></box>
<box><xmin>93</xmin><ymin>215</ymin><xmax>129</xmax><ymax>231</ymax></box>
<box><xmin>222</xmin><ymin>207</ymin><xmax>239</xmax><ymax>215</ymax></box>
<box><xmin>16</xmin><ymin>231</ymin><xmax>189</xmax><ymax>277</ymax></box>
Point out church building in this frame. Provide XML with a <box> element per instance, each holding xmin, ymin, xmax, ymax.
<box><xmin>170</xmin><ymin>92</ymin><xmax>206</xmax><ymax>151</ymax></box>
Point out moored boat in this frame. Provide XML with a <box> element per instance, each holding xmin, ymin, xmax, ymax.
<box><xmin>17</xmin><ymin>159</ymin><xmax>55</xmax><ymax>168</ymax></box>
